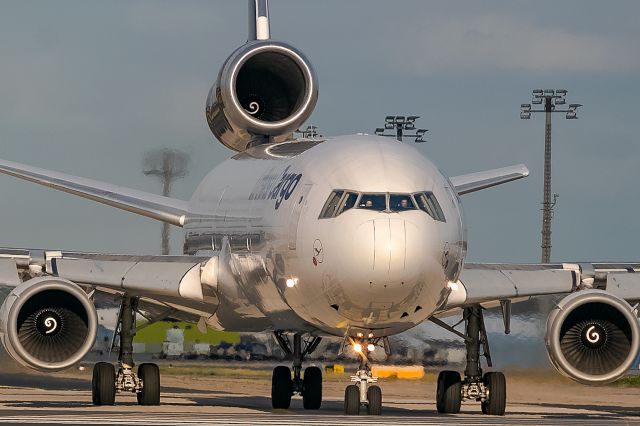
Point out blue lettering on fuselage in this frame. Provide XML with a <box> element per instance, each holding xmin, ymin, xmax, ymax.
<box><xmin>248</xmin><ymin>166</ymin><xmax>302</xmax><ymax>210</ymax></box>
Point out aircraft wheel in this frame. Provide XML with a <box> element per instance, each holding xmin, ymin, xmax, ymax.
<box><xmin>302</xmin><ymin>366</ymin><xmax>322</xmax><ymax>410</ymax></box>
<box><xmin>137</xmin><ymin>363</ymin><xmax>161</xmax><ymax>406</ymax></box>
<box><xmin>481</xmin><ymin>372</ymin><xmax>506</xmax><ymax>416</ymax></box>
<box><xmin>344</xmin><ymin>384</ymin><xmax>360</xmax><ymax>415</ymax></box>
<box><xmin>271</xmin><ymin>366</ymin><xmax>292</xmax><ymax>409</ymax></box>
<box><xmin>366</xmin><ymin>385</ymin><xmax>382</xmax><ymax>415</ymax></box>
<box><xmin>92</xmin><ymin>362</ymin><xmax>116</xmax><ymax>406</ymax></box>
<box><xmin>436</xmin><ymin>370</ymin><xmax>461</xmax><ymax>414</ymax></box>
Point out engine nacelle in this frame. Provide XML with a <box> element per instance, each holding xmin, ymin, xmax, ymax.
<box><xmin>545</xmin><ymin>290</ymin><xmax>640</xmax><ymax>384</ymax></box>
<box><xmin>0</xmin><ymin>277</ymin><xmax>97</xmax><ymax>372</ymax></box>
<box><xmin>205</xmin><ymin>40</ymin><xmax>318</xmax><ymax>152</ymax></box>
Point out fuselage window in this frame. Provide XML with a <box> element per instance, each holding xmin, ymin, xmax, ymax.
<box><xmin>319</xmin><ymin>190</ymin><xmax>344</xmax><ymax>218</ymax></box>
<box><xmin>415</xmin><ymin>192</ymin><xmax>446</xmax><ymax>222</ymax></box>
<box><xmin>358</xmin><ymin>194</ymin><xmax>386</xmax><ymax>211</ymax></box>
<box><xmin>390</xmin><ymin>194</ymin><xmax>416</xmax><ymax>211</ymax></box>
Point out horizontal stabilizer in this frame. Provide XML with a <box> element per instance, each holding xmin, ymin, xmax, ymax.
<box><xmin>0</xmin><ymin>158</ymin><xmax>189</xmax><ymax>226</ymax></box>
<box><xmin>450</xmin><ymin>164</ymin><xmax>529</xmax><ymax>195</ymax></box>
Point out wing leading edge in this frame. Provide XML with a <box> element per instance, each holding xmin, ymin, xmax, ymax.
<box><xmin>450</xmin><ymin>164</ymin><xmax>530</xmax><ymax>195</ymax></box>
<box><xmin>0</xmin><ymin>158</ymin><xmax>189</xmax><ymax>226</ymax></box>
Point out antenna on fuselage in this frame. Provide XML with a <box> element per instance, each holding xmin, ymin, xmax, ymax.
<box><xmin>374</xmin><ymin>115</ymin><xmax>429</xmax><ymax>143</ymax></box>
<box><xmin>248</xmin><ymin>0</ymin><xmax>270</xmax><ymax>41</ymax></box>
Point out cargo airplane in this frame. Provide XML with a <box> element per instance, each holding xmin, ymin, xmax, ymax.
<box><xmin>0</xmin><ymin>0</ymin><xmax>638</xmax><ymax>416</ymax></box>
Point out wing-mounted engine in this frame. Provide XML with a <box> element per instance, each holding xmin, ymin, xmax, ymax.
<box><xmin>545</xmin><ymin>289</ymin><xmax>640</xmax><ymax>384</ymax></box>
<box><xmin>205</xmin><ymin>0</ymin><xmax>318</xmax><ymax>152</ymax></box>
<box><xmin>0</xmin><ymin>277</ymin><xmax>97</xmax><ymax>372</ymax></box>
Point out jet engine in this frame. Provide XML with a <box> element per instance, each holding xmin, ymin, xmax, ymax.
<box><xmin>205</xmin><ymin>40</ymin><xmax>318</xmax><ymax>152</ymax></box>
<box><xmin>0</xmin><ymin>277</ymin><xmax>97</xmax><ymax>372</ymax></box>
<box><xmin>545</xmin><ymin>289</ymin><xmax>640</xmax><ymax>384</ymax></box>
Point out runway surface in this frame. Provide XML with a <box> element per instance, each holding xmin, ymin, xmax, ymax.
<box><xmin>0</xmin><ymin>369</ymin><xmax>639</xmax><ymax>425</ymax></box>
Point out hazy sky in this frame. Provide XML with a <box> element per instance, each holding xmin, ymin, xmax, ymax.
<box><xmin>0</xmin><ymin>0</ymin><xmax>638</xmax><ymax>263</ymax></box>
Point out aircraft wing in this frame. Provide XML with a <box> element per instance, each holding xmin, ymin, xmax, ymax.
<box><xmin>439</xmin><ymin>262</ymin><xmax>640</xmax><ymax>313</ymax></box>
<box><xmin>450</xmin><ymin>164</ymin><xmax>530</xmax><ymax>195</ymax></box>
<box><xmin>0</xmin><ymin>248</ymin><xmax>219</xmax><ymax>322</ymax></box>
<box><xmin>0</xmin><ymin>158</ymin><xmax>189</xmax><ymax>226</ymax></box>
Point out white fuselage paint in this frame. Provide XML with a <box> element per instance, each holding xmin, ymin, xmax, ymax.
<box><xmin>185</xmin><ymin>135</ymin><xmax>467</xmax><ymax>338</ymax></box>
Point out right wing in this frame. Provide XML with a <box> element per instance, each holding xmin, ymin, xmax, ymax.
<box><xmin>0</xmin><ymin>158</ymin><xmax>189</xmax><ymax>226</ymax></box>
<box><xmin>450</xmin><ymin>164</ymin><xmax>530</xmax><ymax>195</ymax></box>
<box><xmin>440</xmin><ymin>262</ymin><xmax>640</xmax><ymax>314</ymax></box>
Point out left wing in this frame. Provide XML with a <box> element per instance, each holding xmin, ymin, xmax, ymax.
<box><xmin>450</xmin><ymin>164</ymin><xmax>530</xmax><ymax>195</ymax></box>
<box><xmin>440</xmin><ymin>262</ymin><xmax>640</xmax><ymax>312</ymax></box>
<box><xmin>0</xmin><ymin>248</ymin><xmax>219</xmax><ymax>319</ymax></box>
<box><xmin>0</xmin><ymin>158</ymin><xmax>189</xmax><ymax>226</ymax></box>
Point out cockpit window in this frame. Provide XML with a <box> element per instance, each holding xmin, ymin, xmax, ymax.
<box><xmin>390</xmin><ymin>194</ymin><xmax>416</xmax><ymax>211</ymax></box>
<box><xmin>337</xmin><ymin>192</ymin><xmax>358</xmax><ymax>215</ymax></box>
<box><xmin>319</xmin><ymin>190</ymin><xmax>344</xmax><ymax>218</ymax></box>
<box><xmin>358</xmin><ymin>194</ymin><xmax>386</xmax><ymax>211</ymax></box>
<box><xmin>415</xmin><ymin>192</ymin><xmax>446</xmax><ymax>222</ymax></box>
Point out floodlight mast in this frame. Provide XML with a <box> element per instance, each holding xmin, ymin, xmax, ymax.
<box><xmin>374</xmin><ymin>116</ymin><xmax>428</xmax><ymax>143</ymax></box>
<box><xmin>520</xmin><ymin>89</ymin><xmax>581</xmax><ymax>263</ymax></box>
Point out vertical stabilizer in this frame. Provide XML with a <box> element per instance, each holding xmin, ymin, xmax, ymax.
<box><xmin>248</xmin><ymin>0</ymin><xmax>270</xmax><ymax>41</ymax></box>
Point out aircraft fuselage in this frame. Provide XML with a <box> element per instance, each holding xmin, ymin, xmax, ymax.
<box><xmin>185</xmin><ymin>134</ymin><xmax>467</xmax><ymax>338</ymax></box>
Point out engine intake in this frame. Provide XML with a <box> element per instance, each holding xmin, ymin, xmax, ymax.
<box><xmin>206</xmin><ymin>40</ymin><xmax>318</xmax><ymax>152</ymax></box>
<box><xmin>545</xmin><ymin>290</ymin><xmax>640</xmax><ymax>384</ymax></box>
<box><xmin>0</xmin><ymin>277</ymin><xmax>97</xmax><ymax>372</ymax></box>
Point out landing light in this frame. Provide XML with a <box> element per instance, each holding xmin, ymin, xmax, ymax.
<box><xmin>286</xmin><ymin>278</ymin><xmax>298</xmax><ymax>288</ymax></box>
<box><xmin>367</xmin><ymin>343</ymin><xmax>375</xmax><ymax>352</ymax></box>
<box><xmin>353</xmin><ymin>343</ymin><xmax>363</xmax><ymax>353</ymax></box>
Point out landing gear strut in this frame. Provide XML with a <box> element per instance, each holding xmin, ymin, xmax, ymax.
<box><xmin>92</xmin><ymin>295</ymin><xmax>161</xmax><ymax>406</ymax></box>
<box><xmin>436</xmin><ymin>305</ymin><xmax>506</xmax><ymax>415</ymax></box>
<box><xmin>271</xmin><ymin>332</ymin><xmax>322</xmax><ymax>409</ymax></box>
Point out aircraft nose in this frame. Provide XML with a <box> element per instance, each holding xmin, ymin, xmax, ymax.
<box><xmin>332</xmin><ymin>217</ymin><xmax>433</xmax><ymax>305</ymax></box>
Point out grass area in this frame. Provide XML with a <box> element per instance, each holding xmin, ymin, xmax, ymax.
<box><xmin>614</xmin><ymin>376</ymin><xmax>640</xmax><ymax>387</ymax></box>
<box><xmin>133</xmin><ymin>321</ymin><xmax>240</xmax><ymax>345</ymax></box>
<box><xmin>156</xmin><ymin>364</ymin><xmax>439</xmax><ymax>382</ymax></box>
<box><xmin>159</xmin><ymin>366</ymin><xmax>272</xmax><ymax>378</ymax></box>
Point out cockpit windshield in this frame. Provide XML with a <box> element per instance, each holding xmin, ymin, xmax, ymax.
<box><xmin>358</xmin><ymin>194</ymin><xmax>386</xmax><ymax>211</ymax></box>
<box><xmin>319</xmin><ymin>190</ymin><xmax>446</xmax><ymax>221</ymax></box>
<box><xmin>414</xmin><ymin>192</ymin><xmax>446</xmax><ymax>222</ymax></box>
<box><xmin>389</xmin><ymin>194</ymin><xmax>416</xmax><ymax>211</ymax></box>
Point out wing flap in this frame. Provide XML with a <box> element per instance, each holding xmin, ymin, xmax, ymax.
<box><xmin>0</xmin><ymin>158</ymin><xmax>189</xmax><ymax>226</ymax></box>
<box><xmin>450</xmin><ymin>164</ymin><xmax>530</xmax><ymax>195</ymax></box>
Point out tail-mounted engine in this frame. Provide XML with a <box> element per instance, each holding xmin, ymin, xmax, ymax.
<box><xmin>205</xmin><ymin>39</ymin><xmax>318</xmax><ymax>152</ymax></box>
<box><xmin>0</xmin><ymin>277</ymin><xmax>98</xmax><ymax>372</ymax></box>
<box><xmin>545</xmin><ymin>290</ymin><xmax>640</xmax><ymax>384</ymax></box>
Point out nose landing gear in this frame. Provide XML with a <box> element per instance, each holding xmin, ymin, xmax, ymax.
<box><xmin>271</xmin><ymin>332</ymin><xmax>322</xmax><ymax>410</ymax></box>
<box><xmin>343</xmin><ymin>337</ymin><xmax>384</xmax><ymax>415</ymax></box>
<box><xmin>434</xmin><ymin>306</ymin><xmax>507</xmax><ymax>416</ymax></box>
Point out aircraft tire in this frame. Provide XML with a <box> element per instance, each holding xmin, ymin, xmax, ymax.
<box><xmin>271</xmin><ymin>366</ymin><xmax>292</xmax><ymax>409</ymax></box>
<box><xmin>436</xmin><ymin>370</ymin><xmax>461</xmax><ymax>414</ymax></box>
<box><xmin>302</xmin><ymin>366</ymin><xmax>322</xmax><ymax>410</ymax></box>
<box><xmin>366</xmin><ymin>385</ymin><xmax>382</xmax><ymax>415</ymax></box>
<box><xmin>92</xmin><ymin>362</ymin><xmax>116</xmax><ymax>406</ymax></box>
<box><xmin>344</xmin><ymin>384</ymin><xmax>360</xmax><ymax>415</ymax></box>
<box><xmin>137</xmin><ymin>363</ymin><xmax>161</xmax><ymax>406</ymax></box>
<box><xmin>481</xmin><ymin>372</ymin><xmax>506</xmax><ymax>416</ymax></box>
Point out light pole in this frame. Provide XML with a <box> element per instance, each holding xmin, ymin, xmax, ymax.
<box><xmin>521</xmin><ymin>89</ymin><xmax>581</xmax><ymax>263</ymax></box>
<box><xmin>375</xmin><ymin>115</ymin><xmax>428</xmax><ymax>142</ymax></box>
<box><xmin>143</xmin><ymin>149</ymin><xmax>190</xmax><ymax>255</ymax></box>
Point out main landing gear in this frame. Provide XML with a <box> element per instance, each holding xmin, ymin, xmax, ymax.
<box><xmin>343</xmin><ymin>335</ymin><xmax>385</xmax><ymax>415</ymax></box>
<box><xmin>435</xmin><ymin>306</ymin><xmax>506</xmax><ymax>416</ymax></box>
<box><xmin>92</xmin><ymin>295</ymin><xmax>161</xmax><ymax>406</ymax></box>
<box><xmin>271</xmin><ymin>332</ymin><xmax>323</xmax><ymax>410</ymax></box>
